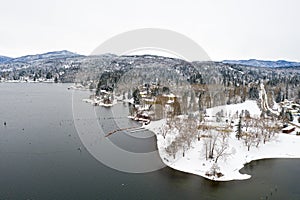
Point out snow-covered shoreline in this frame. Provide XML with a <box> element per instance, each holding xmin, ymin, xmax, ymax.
<box><xmin>0</xmin><ymin>79</ymin><xmax>56</xmax><ymax>83</ymax></box>
<box><xmin>143</xmin><ymin>100</ymin><xmax>300</xmax><ymax>181</ymax></box>
<box><xmin>145</xmin><ymin>120</ymin><xmax>300</xmax><ymax>181</ymax></box>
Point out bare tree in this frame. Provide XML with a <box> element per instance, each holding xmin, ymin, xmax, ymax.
<box><xmin>165</xmin><ymin>141</ymin><xmax>179</xmax><ymax>159</ymax></box>
<box><xmin>241</xmin><ymin>116</ymin><xmax>279</xmax><ymax>151</ymax></box>
<box><xmin>214</xmin><ymin>132</ymin><xmax>229</xmax><ymax>163</ymax></box>
<box><xmin>244</xmin><ymin>132</ymin><xmax>255</xmax><ymax>151</ymax></box>
<box><xmin>203</xmin><ymin>136</ymin><xmax>210</xmax><ymax>160</ymax></box>
<box><xmin>205</xmin><ymin>130</ymin><xmax>218</xmax><ymax>159</ymax></box>
<box><xmin>185</xmin><ymin>118</ymin><xmax>197</xmax><ymax>147</ymax></box>
<box><xmin>243</xmin><ymin>115</ymin><xmax>252</xmax><ymax>132</ymax></box>
<box><xmin>206</xmin><ymin>163</ymin><xmax>223</xmax><ymax>178</ymax></box>
<box><xmin>160</xmin><ymin>125</ymin><xmax>169</xmax><ymax>139</ymax></box>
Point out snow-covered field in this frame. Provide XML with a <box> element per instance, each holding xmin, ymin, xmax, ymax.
<box><xmin>206</xmin><ymin>100</ymin><xmax>261</xmax><ymax>118</ymax></box>
<box><xmin>144</xmin><ymin>100</ymin><xmax>300</xmax><ymax>181</ymax></box>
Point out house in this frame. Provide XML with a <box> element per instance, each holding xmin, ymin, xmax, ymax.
<box><xmin>282</xmin><ymin>126</ymin><xmax>295</xmax><ymax>134</ymax></box>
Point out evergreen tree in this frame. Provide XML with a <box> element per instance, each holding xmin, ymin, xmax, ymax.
<box><xmin>198</xmin><ymin>92</ymin><xmax>204</xmax><ymax>111</ymax></box>
<box><xmin>236</xmin><ymin>115</ymin><xmax>242</xmax><ymax>140</ymax></box>
<box><xmin>285</xmin><ymin>83</ymin><xmax>289</xmax><ymax>100</ymax></box>
<box><xmin>46</xmin><ymin>72</ymin><xmax>52</xmax><ymax>79</ymax></box>
<box><xmin>275</xmin><ymin>88</ymin><xmax>282</xmax><ymax>103</ymax></box>
<box><xmin>132</xmin><ymin>88</ymin><xmax>141</xmax><ymax>105</ymax></box>
<box><xmin>33</xmin><ymin>74</ymin><xmax>38</xmax><ymax>81</ymax></box>
<box><xmin>286</xmin><ymin>111</ymin><xmax>293</xmax><ymax>121</ymax></box>
<box><xmin>162</xmin><ymin>86</ymin><xmax>170</xmax><ymax>94</ymax></box>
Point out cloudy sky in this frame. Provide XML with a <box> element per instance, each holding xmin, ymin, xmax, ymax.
<box><xmin>0</xmin><ymin>0</ymin><xmax>299</xmax><ymax>61</ymax></box>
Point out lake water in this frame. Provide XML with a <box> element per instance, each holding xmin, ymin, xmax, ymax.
<box><xmin>1</xmin><ymin>83</ymin><xmax>300</xmax><ymax>200</ymax></box>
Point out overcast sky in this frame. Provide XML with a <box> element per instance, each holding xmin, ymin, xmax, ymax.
<box><xmin>0</xmin><ymin>0</ymin><xmax>299</xmax><ymax>61</ymax></box>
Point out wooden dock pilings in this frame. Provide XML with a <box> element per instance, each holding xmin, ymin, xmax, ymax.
<box><xmin>105</xmin><ymin>126</ymin><xmax>140</xmax><ymax>137</ymax></box>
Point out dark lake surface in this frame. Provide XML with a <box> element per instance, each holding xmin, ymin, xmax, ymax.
<box><xmin>1</xmin><ymin>83</ymin><xmax>300</xmax><ymax>200</ymax></box>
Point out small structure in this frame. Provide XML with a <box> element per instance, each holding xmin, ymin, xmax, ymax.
<box><xmin>282</xmin><ymin>126</ymin><xmax>295</xmax><ymax>134</ymax></box>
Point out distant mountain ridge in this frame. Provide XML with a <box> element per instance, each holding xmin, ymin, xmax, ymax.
<box><xmin>222</xmin><ymin>59</ymin><xmax>300</xmax><ymax>68</ymax></box>
<box><xmin>0</xmin><ymin>50</ymin><xmax>82</xmax><ymax>64</ymax></box>
<box><xmin>1</xmin><ymin>50</ymin><xmax>300</xmax><ymax>68</ymax></box>
<box><xmin>0</xmin><ymin>51</ymin><xmax>300</xmax><ymax>86</ymax></box>
<box><xmin>0</xmin><ymin>56</ymin><xmax>12</xmax><ymax>63</ymax></box>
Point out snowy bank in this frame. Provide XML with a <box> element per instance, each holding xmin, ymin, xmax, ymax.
<box><xmin>144</xmin><ymin>101</ymin><xmax>300</xmax><ymax>181</ymax></box>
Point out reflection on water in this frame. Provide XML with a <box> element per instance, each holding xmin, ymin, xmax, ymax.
<box><xmin>0</xmin><ymin>83</ymin><xmax>300</xmax><ymax>200</ymax></box>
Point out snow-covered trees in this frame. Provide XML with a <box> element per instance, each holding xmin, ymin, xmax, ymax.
<box><xmin>165</xmin><ymin>140</ymin><xmax>178</xmax><ymax>159</ymax></box>
<box><xmin>205</xmin><ymin>163</ymin><xmax>223</xmax><ymax>178</ymax></box>
<box><xmin>240</xmin><ymin>116</ymin><xmax>279</xmax><ymax>151</ymax></box>
<box><xmin>162</xmin><ymin>104</ymin><xmax>281</xmax><ymax>167</ymax></box>
<box><xmin>164</xmin><ymin>117</ymin><xmax>198</xmax><ymax>159</ymax></box>
<box><xmin>202</xmin><ymin>127</ymin><xmax>230</xmax><ymax>162</ymax></box>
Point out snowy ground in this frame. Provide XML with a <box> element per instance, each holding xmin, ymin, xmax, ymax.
<box><xmin>144</xmin><ymin>100</ymin><xmax>300</xmax><ymax>181</ymax></box>
<box><xmin>206</xmin><ymin>100</ymin><xmax>261</xmax><ymax>118</ymax></box>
